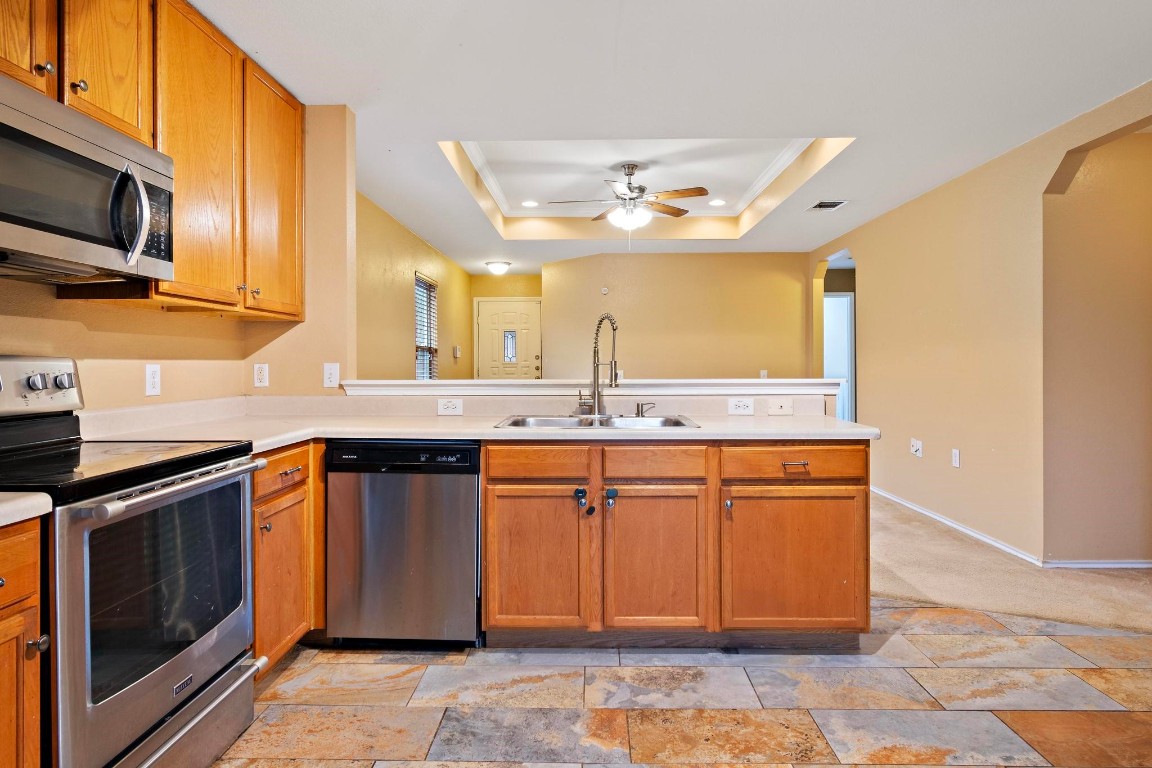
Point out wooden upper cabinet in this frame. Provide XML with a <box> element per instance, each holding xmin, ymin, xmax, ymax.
<box><xmin>243</xmin><ymin>59</ymin><xmax>303</xmax><ymax>318</ymax></box>
<box><xmin>153</xmin><ymin>0</ymin><xmax>243</xmax><ymax>307</ymax></box>
<box><xmin>0</xmin><ymin>0</ymin><xmax>55</xmax><ymax>95</ymax></box>
<box><xmin>61</xmin><ymin>0</ymin><xmax>153</xmax><ymax>143</ymax></box>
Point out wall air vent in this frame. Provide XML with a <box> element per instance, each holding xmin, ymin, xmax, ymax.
<box><xmin>810</xmin><ymin>200</ymin><xmax>848</xmax><ymax>210</ymax></box>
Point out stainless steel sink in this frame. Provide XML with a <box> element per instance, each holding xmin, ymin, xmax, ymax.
<box><xmin>495</xmin><ymin>415</ymin><xmax>699</xmax><ymax>429</ymax></box>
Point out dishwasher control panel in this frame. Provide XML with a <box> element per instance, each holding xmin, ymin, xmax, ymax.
<box><xmin>326</xmin><ymin>441</ymin><xmax>480</xmax><ymax>475</ymax></box>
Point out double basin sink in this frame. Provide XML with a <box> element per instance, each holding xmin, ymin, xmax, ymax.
<box><xmin>495</xmin><ymin>415</ymin><xmax>699</xmax><ymax>429</ymax></box>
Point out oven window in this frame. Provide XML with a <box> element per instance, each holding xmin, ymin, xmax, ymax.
<box><xmin>87</xmin><ymin>483</ymin><xmax>243</xmax><ymax>705</ymax></box>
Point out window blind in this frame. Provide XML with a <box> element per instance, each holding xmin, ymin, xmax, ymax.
<box><xmin>415</xmin><ymin>273</ymin><xmax>438</xmax><ymax>379</ymax></box>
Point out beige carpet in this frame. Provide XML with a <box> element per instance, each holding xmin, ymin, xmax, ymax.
<box><xmin>870</xmin><ymin>492</ymin><xmax>1152</xmax><ymax>632</ymax></box>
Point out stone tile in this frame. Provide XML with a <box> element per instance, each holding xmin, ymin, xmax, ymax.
<box><xmin>585</xmin><ymin>666</ymin><xmax>761</xmax><ymax>709</ymax></box>
<box><xmin>870</xmin><ymin>607</ymin><xmax>1014</xmax><ymax>635</ymax></box>
<box><xmin>1072</xmin><ymin>668</ymin><xmax>1152</xmax><ymax>710</ymax></box>
<box><xmin>627</xmin><ymin>708</ymin><xmax>837</xmax><ymax>764</ymax></box>
<box><xmin>746</xmin><ymin>668</ymin><xmax>941</xmax><ymax>709</ymax></box>
<box><xmin>223</xmin><ymin>705</ymin><xmax>443</xmax><ymax>761</ymax></box>
<box><xmin>907</xmin><ymin>634</ymin><xmax>1097</xmax><ymax>667</ymax></box>
<box><xmin>996</xmin><ymin>710</ymin><xmax>1152</xmax><ymax>767</ymax></box>
<box><xmin>909</xmin><ymin>668</ymin><xmax>1126</xmax><ymax>710</ymax></box>
<box><xmin>257</xmin><ymin>664</ymin><xmax>424</xmax><ymax>706</ymax></box>
<box><xmin>311</xmin><ymin>648</ymin><xmax>468</xmax><ymax>665</ymax></box>
<box><xmin>621</xmin><ymin>634</ymin><xmax>935</xmax><ymax>668</ymax></box>
<box><xmin>374</xmin><ymin>764</ymin><xmax>576</xmax><ymax>768</ymax></box>
<box><xmin>408</xmin><ymin>665</ymin><xmax>583</xmax><ymax>707</ymax></box>
<box><xmin>215</xmin><ymin>761</ymin><xmax>374</xmax><ymax>767</ymax></box>
<box><xmin>810</xmin><ymin>709</ymin><xmax>1048</xmax><ymax>765</ymax></box>
<box><xmin>987</xmin><ymin>611</ymin><xmax>1142</xmax><ymax>637</ymax></box>
<box><xmin>871</xmin><ymin>596</ymin><xmax>942</xmax><ymax>609</ymax></box>
<box><xmin>465</xmin><ymin>647</ymin><xmax>619</xmax><ymax>666</ymax></box>
<box><xmin>586</xmin><ymin>765</ymin><xmax>791</xmax><ymax>768</ymax></box>
<box><xmin>1052</xmin><ymin>635</ymin><xmax>1152</xmax><ymax>667</ymax></box>
<box><xmin>426</xmin><ymin>707</ymin><xmax>629</xmax><ymax>762</ymax></box>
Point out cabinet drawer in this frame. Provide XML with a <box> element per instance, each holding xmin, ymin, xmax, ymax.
<box><xmin>603</xmin><ymin>445</ymin><xmax>707</xmax><ymax>479</ymax></box>
<box><xmin>721</xmin><ymin>445</ymin><xmax>867</xmax><ymax>481</ymax></box>
<box><xmin>0</xmin><ymin>520</ymin><xmax>39</xmax><ymax>610</ymax></box>
<box><xmin>486</xmin><ymin>446</ymin><xmax>592</xmax><ymax>479</ymax></box>
<box><xmin>254</xmin><ymin>443</ymin><xmax>311</xmax><ymax>500</ymax></box>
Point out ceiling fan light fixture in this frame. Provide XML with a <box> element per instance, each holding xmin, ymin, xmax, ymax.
<box><xmin>485</xmin><ymin>261</ymin><xmax>511</xmax><ymax>275</ymax></box>
<box><xmin>607</xmin><ymin>205</ymin><xmax>653</xmax><ymax>231</ymax></box>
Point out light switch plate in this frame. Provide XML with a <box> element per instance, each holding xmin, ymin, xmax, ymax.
<box><xmin>145</xmin><ymin>364</ymin><xmax>161</xmax><ymax>397</ymax></box>
<box><xmin>911</xmin><ymin>438</ymin><xmax>923</xmax><ymax>458</ymax></box>
<box><xmin>253</xmin><ymin>363</ymin><xmax>269</xmax><ymax>388</ymax></box>
<box><xmin>323</xmin><ymin>363</ymin><xmax>340</xmax><ymax>388</ymax></box>
<box><xmin>952</xmin><ymin>448</ymin><xmax>961</xmax><ymax>468</ymax></box>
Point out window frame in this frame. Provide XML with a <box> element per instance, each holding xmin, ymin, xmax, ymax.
<box><xmin>415</xmin><ymin>272</ymin><xmax>438</xmax><ymax>380</ymax></box>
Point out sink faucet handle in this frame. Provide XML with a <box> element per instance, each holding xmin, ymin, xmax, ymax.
<box><xmin>636</xmin><ymin>402</ymin><xmax>656</xmax><ymax>417</ymax></box>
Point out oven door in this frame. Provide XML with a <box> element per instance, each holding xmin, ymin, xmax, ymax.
<box><xmin>54</xmin><ymin>459</ymin><xmax>257</xmax><ymax>768</ymax></box>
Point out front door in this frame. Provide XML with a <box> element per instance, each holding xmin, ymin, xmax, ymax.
<box><xmin>475</xmin><ymin>298</ymin><xmax>542</xmax><ymax>379</ymax></box>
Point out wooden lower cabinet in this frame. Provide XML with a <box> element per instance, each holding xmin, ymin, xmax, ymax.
<box><xmin>252</xmin><ymin>442</ymin><xmax>320</xmax><ymax>676</ymax></box>
<box><xmin>603</xmin><ymin>484</ymin><xmax>709</xmax><ymax>628</ymax></box>
<box><xmin>483</xmin><ymin>484</ymin><xmax>595</xmax><ymax>629</ymax></box>
<box><xmin>0</xmin><ymin>519</ymin><xmax>42</xmax><ymax>768</ymax></box>
<box><xmin>721</xmin><ymin>485</ymin><xmax>869</xmax><ymax>629</ymax></box>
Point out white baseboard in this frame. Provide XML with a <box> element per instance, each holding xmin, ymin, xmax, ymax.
<box><xmin>870</xmin><ymin>486</ymin><xmax>1044</xmax><ymax>566</ymax></box>
<box><xmin>1042</xmin><ymin>559</ymin><xmax>1152</xmax><ymax>569</ymax></box>
<box><xmin>871</xmin><ymin>487</ymin><xmax>1152</xmax><ymax>569</ymax></box>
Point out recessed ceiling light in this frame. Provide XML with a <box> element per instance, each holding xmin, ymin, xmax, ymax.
<box><xmin>521</xmin><ymin>200</ymin><xmax>539</xmax><ymax>208</ymax></box>
<box><xmin>485</xmin><ymin>261</ymin><xmax>511</xmax><ymax>275</ymax></box>
<box><xmin>709</xmin><ymin>199</ymin><xmax>726</xmax><ymax>207</ymax></box>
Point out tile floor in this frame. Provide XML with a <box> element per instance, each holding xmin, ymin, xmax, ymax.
<box><xmin>214</xmin><ymin>598</ymin><xmax>1152</xmax><ymax>767</ymax></box>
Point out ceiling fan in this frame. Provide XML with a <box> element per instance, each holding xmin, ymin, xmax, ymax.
<box><xmin>548</xmin><ymin>163</ymin><xmax>709</xmax><ymax>230</ymax></box>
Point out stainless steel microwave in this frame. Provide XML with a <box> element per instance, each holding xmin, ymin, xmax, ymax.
<box><xmin>0</xmin><ymin>76</ymin><xmax>173</xmax><ymax>283</ymax></box>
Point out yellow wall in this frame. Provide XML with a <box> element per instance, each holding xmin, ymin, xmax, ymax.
<box><xmin>356</xmin><ymin>193</ymin><xmax>473</xmax><ymax>379</ymax></box>
<box><xmin>542</xmin><ymin>251</ymin><xmax>811</xmax><ymax>380</ymax></box>
<box><xmin>471</xmin><ymin>273</ymin><xmax>542</xmax><ymax>299</ymax></box>
<box><xmin>812</xmin><ymin>80</ymin><xmax>1152</xmax><ymax>560</ymax></box>
<box><xmin>1043</xmin><ymin>133</ymin><xmax>1152</xmax><ymax>561</ymax></box>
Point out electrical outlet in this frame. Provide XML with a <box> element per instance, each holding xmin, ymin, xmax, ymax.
<box><xmin>759</xmin><ymin>369</ymin><xmax>768</xmax><ymax>379</ymax></box>
<box><xmin>323</xmin><ymin>363</ymin><xmax>340</xmax><ymax>388</ymax></box>
<box><xmin>145</xmin><ymin>364</ymin><xmax>161</xmax><ymax>397</ymax></box>
<box><xmin>728</xmin><ymin>398</ymin><xmax>754</xmax><ymax>415</ymax></box>
<box><xmin>437</xmin><ymin>398</ymin><xmax>463</xmax><ymax>415</ymax></box>
<box><xmin>766</xmin><ymin>396</ymin><xmax>794</xmax><ymax>416</ymax></box>
<box><xmin>253</xmin><ymin>363</ymin><xmax>269</xmax><ymax>388</ymax></box>
<box><xmin>952</xmin><ymin>448</ymin><xmax>961</xmax><ymax>468</ymax></box>
<box><xmin>910</xmin><ymin>438</ymin><xmax>923</xmax><ymax>458</ymax></box>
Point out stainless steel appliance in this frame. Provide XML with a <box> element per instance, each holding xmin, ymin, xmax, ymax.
<box><xmin>0</xmin><ymin>356</ymin><xmax>262</xmax><ymax>768</ymax></box>
<box><xmin>0</xmin><ymin>75</ymin><xmax>173</xmax><ymax>283</ymax></box>
<box><xmin>326</xmin><ymin>440</ymin><xmax>480</xmax><ymax>643</ymax></box>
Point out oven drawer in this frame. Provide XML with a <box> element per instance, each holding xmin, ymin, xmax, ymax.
<box><xmin>254</xmin><ymin>443</ymin><xmax>311</xmax><ymax>500</ymax></box>
<box><xmin>0</xmin><ymin>519</ymin><xmax>39</xmax><ymax>610</ymax></box>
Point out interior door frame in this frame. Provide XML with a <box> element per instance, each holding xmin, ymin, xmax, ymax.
<box><xmin>473</xmin><ymin>296</ymin><xmax>543</xmax><ymax>378</ymax></box>
<box><xmin>823</xmin><ymin>291</ymin><xmax>856</xmax><ymax>422</ymax></box>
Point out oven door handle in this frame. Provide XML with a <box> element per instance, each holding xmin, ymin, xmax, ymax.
<box><xmin>84</xmin><ymin>458</ymin><xmax>266</xmax><ymax>522</ymax></box>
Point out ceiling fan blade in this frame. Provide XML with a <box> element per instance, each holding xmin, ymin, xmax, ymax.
<box><xmin>605</xmin><ymin>180</ymin><xmax>631</xmax><ymax>197</ymax></box>
<box><xmin>647</xmin><ymin>186</ymin><xmax>709</xmax><ymax>201</ymax></box>
<box><xmin>548</xmin><ymin>199</ymin><xmax>619</xmax><ymax>204</ymax></box>
<box><xmin>647</xmin><ymin>202</ymin><xmax>689</xmax><ymax>217</ymax></box>
<box><xmin>591</xmin><ymin>206</ymin><xmax>618</xmax><ymax>222</ymax></box>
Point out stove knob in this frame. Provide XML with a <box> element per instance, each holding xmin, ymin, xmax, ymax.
<box><xmin>26</xmin><ymin>373</ymin><xmax>51</xmax><ymax>391</ymax></box>
<box><xmin>55</xmin><ymin>372</ymin><xmax>76</xmax><ymax>389</ymax></box>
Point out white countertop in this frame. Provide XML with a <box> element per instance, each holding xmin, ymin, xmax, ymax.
<box><xmin>98</xmin><ymin>414</ymin><xmax>881</xmax><ymax>454</ymax></box>
<box><xmin>0</xmin><ymin>492</ymin><xmax>52</xmax><ymax>527</ymax></box>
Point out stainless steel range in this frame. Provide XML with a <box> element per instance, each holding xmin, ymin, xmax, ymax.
<box><xmin>0</xmin><ymin>356</ymin><xmax>265</xmax><ymax>768</ymax></box>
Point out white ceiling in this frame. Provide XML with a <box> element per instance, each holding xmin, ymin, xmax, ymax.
<box><xmin>192</xmin><ymin>1</ymin><xmax>1152</xmax><ymax>274</ymax></box>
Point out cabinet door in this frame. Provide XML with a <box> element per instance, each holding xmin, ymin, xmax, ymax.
<box><xmin>253</xmin><ymin>485</ymin><xmax>310</xmax><ymax>672</ymax></box>
<box><xmin>243</xmin><ymin>59</ymin><xmax>303</xmax><ymax>318</ymax></box>
<box><xmin>61</xmin><ymin>0</ymin><xmax>153</xmax><ymax>143</ymax></box>
<box><xmin>153</xmin><ymin>0</ymin><xmax>243</xmax><ymax>307</ymax></box>
<box><xmin>721</xmin><ymin>485</ymin><xmax>868</xmax><ymax>630</ymax></box>
<box><xmin>0</xmin><ymin>606</ymin><xmax>41</xmax><ymax>768</ymax></box>
<box><xmin>603</xmin><ymin>484</ymin><xmax>709</xmax><ymax>628</ymax></box>
<box><xmin>0</xmin><ymin>0</ymin><xmax>54</xmax><ymax>95</ymax></box>
<box><xmin>484</xmin><ymin>484</ymin><xmax>595</xmax><ymax>629</ymax></box>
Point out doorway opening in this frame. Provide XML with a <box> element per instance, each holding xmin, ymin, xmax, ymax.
<box><xmin>824</xmin><ymin>291</ymin><xmax>855</xmax><ymax>421</ymax></box>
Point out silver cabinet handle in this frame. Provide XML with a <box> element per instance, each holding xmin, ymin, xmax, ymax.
<box><xmin>781</xmin><ymin>460</ymin><xmax>810</xmax><ymax>468</ymax></box>
<box><xmin>236</xmin><ymin>283</ymin><xmax>247</xmax><ymax>291</ymax></box>
<box><xmin>279</xmin><ymin>465</ymin><xmax>303</xmax><ymax>477</ymax></box>
<box><xmin>250</xmin><ymin>287</ymin><xmax>262</xmax><ymax>296</ymax></box>
<box><xmin>35</xmin><ymin>61</ymin><xmax>55</xmax><ymax>75</ymax></box>
<box><xmin>71</xmin><ymin>79</ymin><xmax>88</xmax><ymax>92</ymax></box>
<box><xmin>724</xmin><ymin>499</ymin><xmax>733</xmax><ymax>509</ymax></box>
<box><xmin>259</xmin><ymin>522</ymin><xmax>272</xmax><ymax>532</ymax></box>
<box><xmin>0</xmin><ymin>577</ymin><xmax>5</xmax><ymax>588</ymax></box>
<box><xmin>27</xmin><ymin>635</ymin><xmax>50</xmax><ymax>654</ymax></box>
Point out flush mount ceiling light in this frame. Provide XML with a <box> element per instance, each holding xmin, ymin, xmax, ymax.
<box><xmin>521</xmin><ymin>200</ymin><xmax>538</xmax><ymax>208</ymax></box>
<box><xmin>709</xmin><ymin>199</ymin><xmax>726</xmax><ymax>206</ymax></box>
<box><xmin>485</xmin><ymin>261</ymin><xmax>511</xmax><ymax>275</ymax></box>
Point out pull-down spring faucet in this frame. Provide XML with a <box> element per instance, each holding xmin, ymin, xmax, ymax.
<box><xmin>591</xmin><ymin>313</ymin><xmax>619</xmax><ymax>417</ymax></box>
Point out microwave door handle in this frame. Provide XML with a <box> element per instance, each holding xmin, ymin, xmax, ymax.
<box><xmin>122</xmin><ymin>163</ymin><xmax>151</xmax><ymax>267</ymax></box>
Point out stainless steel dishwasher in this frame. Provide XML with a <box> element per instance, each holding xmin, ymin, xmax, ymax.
<box><xmin>326</xmin><ymin>440</ymin><xmax>480</xmax><ymax>643</ymax></box>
